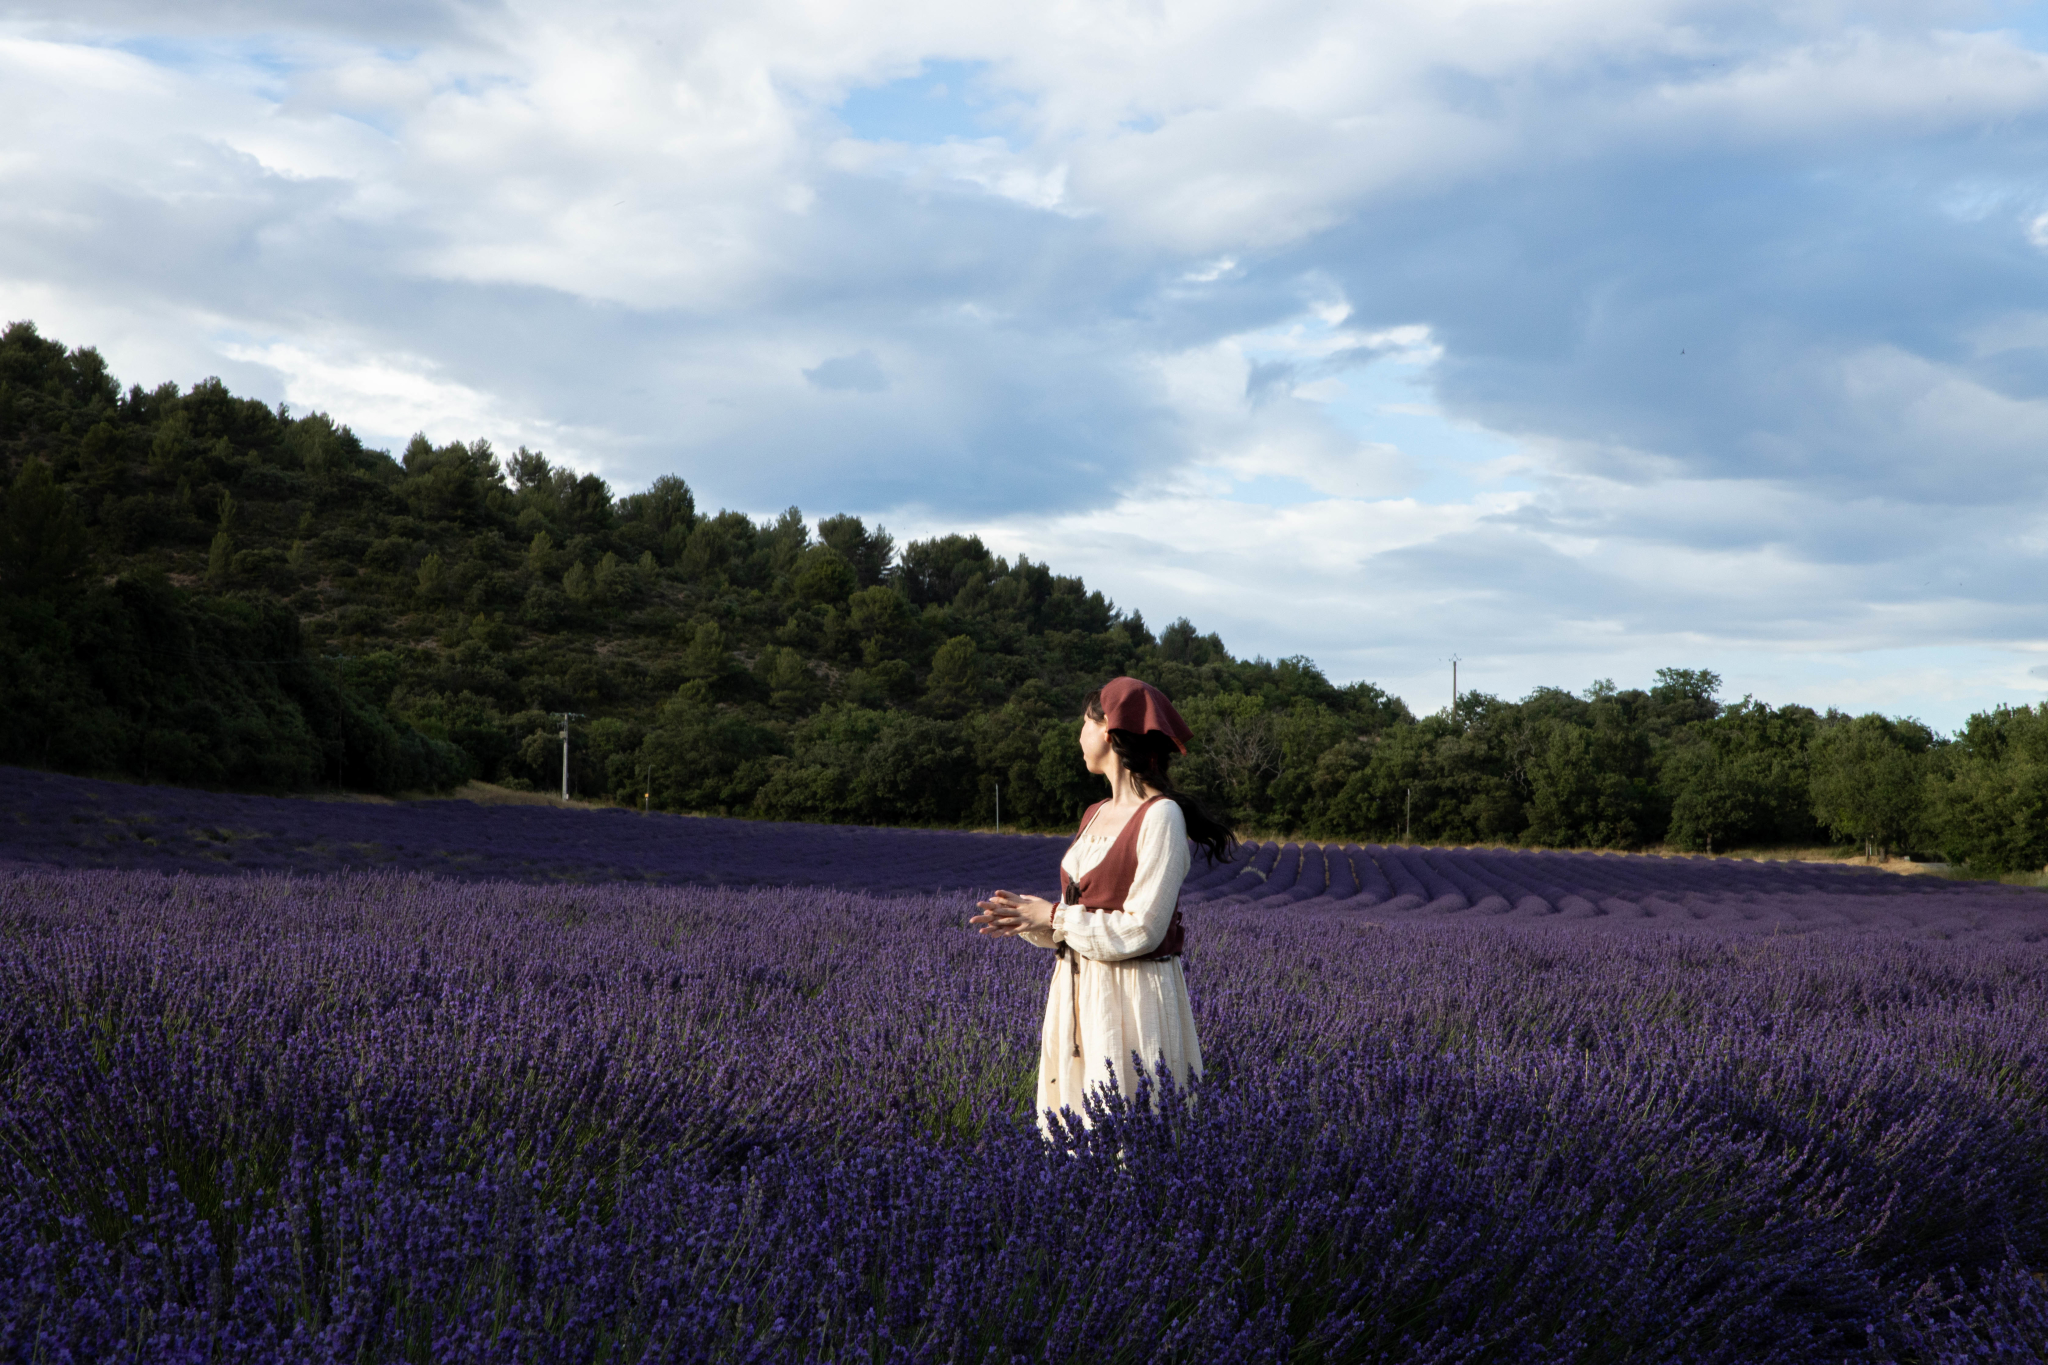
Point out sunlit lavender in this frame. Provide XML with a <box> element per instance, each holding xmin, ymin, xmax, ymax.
<box><xmin>3</xmin><ymin>769</ymin><xmax>2046</xmax><ymax>1361</ymax></box>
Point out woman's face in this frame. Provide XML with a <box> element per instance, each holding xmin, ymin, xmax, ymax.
<box><xmin>1078</xmin><ymin>711</ymin><xmax>1113</xmax><ymax>776</ymax></box>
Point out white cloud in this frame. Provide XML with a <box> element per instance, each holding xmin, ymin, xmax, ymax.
<box><xmin>803</xmin><ymin>349</ymin><xmax>889</xmax><ymax>392</ymax></box>
<box><xmin>222</xmin><ymin>339</ymin><xmax>610</xmax><ymax>467</ymax></box>
<box><xmin>830</xmin><ymin>134</ymin><xmax>1072</xmax><ymax>211</ymax></box>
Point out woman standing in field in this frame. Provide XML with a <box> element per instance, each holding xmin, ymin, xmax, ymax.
<box><xmin>972</xmin><ymin>677</ymin><xmax>1235</xmax><ymax>1131</ymax></box>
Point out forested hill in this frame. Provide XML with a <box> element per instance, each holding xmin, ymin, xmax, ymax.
<box><xmin>0</xmin><ymin>320</ymin><xmax>1400</xmax><ymax>829</ymax></box>
<box><xmin>4</xmin><ymin>320</ymin><xmax>2047</xmax><ymax>870</ymax></box>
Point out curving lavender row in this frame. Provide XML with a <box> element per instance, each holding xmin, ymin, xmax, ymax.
<box><xmin>4</xmin><ymin>767</ymin><xmax>2039</xmax><ymax>942</ymax></box>
<box><xmin>1193</xmin><ymin>840</ymin><xmax>2048</xmax><ymax>939</ymax></box>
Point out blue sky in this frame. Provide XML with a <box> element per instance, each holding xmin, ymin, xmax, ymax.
<box><xmin>838</xmin><ymin>59</ymin><xmax>998</xmax><ymax>143</ymax></box>
<box><xmin>5</xmin><ymin>0</ymin><xmax>2048</xmax><ymax>729</ymax></box>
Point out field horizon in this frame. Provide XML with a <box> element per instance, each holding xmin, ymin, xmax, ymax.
<box><xmin>4</xmin><ymin>761</ymin><xmax>1992</xmax><ymax>876</ymax></box>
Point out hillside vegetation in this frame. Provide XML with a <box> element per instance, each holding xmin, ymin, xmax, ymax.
<box><xmin>5</xmin><ymin>320</ymin><xmax>2047</xmax><ymax>870</ymax></box>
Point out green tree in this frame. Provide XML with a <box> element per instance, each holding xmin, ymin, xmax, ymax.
<box><xmin>527</xmin><ymin>531</ymin><xmax>560</xmax><ymax>575</ymax></box>
<box><xmin>846</xmin><ymin>658</ymin><xmax>913</xmax><ymax>706</ymax></box>
<box><xmin>1318</xmin><ymin>717</ymin><xmax>1448</xmax><ymax>841</ymax></box>
<box><xmin>848</xmin><ymin>585</ymin><xmax>911</xmax><ymax>654</ymax></box>
<box><xmin>592</xmin><ymin>551</ymin><xmax>636</xmax><ymax>606</ymax></box>
<box><xmin>678</xmin><ymin>511</ymin><xmax>755</xmax><ymax>583</ymax></box>
<box><xmin>1809</xmin><ymin>714</ymin><xmax>1934</xmax><ymax>857</ymax></box>
<box><xmin>857</xmin><ymin>711</ymin><xmax>975</xmax><ymax>823</ymax></box>
<box><xmin>1178</xmin><ymin>693</ymin><xmax>1276</xmax><ymax>820</ymax></box>
<box><xmin>617</xmin><ymin>474</ymin><xmax>696</xmax><ymax>565</ymax></box>
<box><xmin>1156</xmin><ymin>617</ymin><xmax>1228</xmax><ymax>666</ymax></box>
<box><xmin>1926</xmin><ymin>705</ymin><xmax>2048</xmax><ymax>873</ymax></box>
<box><xmin>675</xmin><ymin>621</ymin><xmax>743</xmax><ymax>701</ymax></box>
<box><xmin>757</xmin><ymin>645</ymin><xmax>820</xmax><ymax>713</ymax></box>
<box><xmin>1661</xmin><ymin>701</ymin><xmax>1819</xmax><ymax>851</ymax></box>
<box><xmin>636</xmin><ymin>694</ymin><xmax>779</xmax><ymax>813</ymax></box>
<box><xmin>416</xmin><ymin>552</ymin><xmax>448</xmax><ymax>604</ymax></box>
<box><xmin>149</xmin><ymin>409</ymin><xmax>193</xmax><ymax>471</ymax></box>
<box><xmin>764</xmin><ymin>506</ymin><xmax>810</xmax><ymax>575</ymax></box>
<box><xmin>1515</xmin><ymin>687</ymin><xmax>1659</xmax><ymax>848</ymax></box>
<box><xmin>1650</xmin><ymin>667</ymin><xmax>1723</xmax><ymax>726</ymax></box>
<box><xmin>206</xmin><ymin>531</ymin><xmax>233</xmax><ymax>587</ymax></box>
<box><xmin>925</xmin><ymin>635</ymin><xmax>980</xmax><ymax>716</ymax></box>
<box><xmin>401</xmin><ymin>436</ymin><xmax>502</xmax><ymax>524</ymax></box>
<box><xmin>816</xmin><ymin>514</ymin><xmax>894</xmax><ymax>586</ymax></box>
<box><xmin>793</xmin><ymin>545</ymin><xmax>858</xmax><ymax>606</ymax></box>
<box><xmin>0</xmin><ymin>457</ymin><xmax>86</xmax><ymax>592</ymax></box>
<box><xmin>1264</xmin><ymin>704</ymin><xmax>1353</xmax><ymax>832</ymax></box>
<box><xmin>898</xmin><ymin>534</ymin><xmax>994</xmax><ymax>606</ymax></box>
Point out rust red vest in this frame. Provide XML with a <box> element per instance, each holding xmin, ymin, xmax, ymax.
<box><xmin>1059</xmin><ymin>796</ymin><xmax>1185</xmax><ymax>959</ymax></box>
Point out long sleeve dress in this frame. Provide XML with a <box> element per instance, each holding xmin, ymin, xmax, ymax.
<box><xmin>1018</xmin><ymin>796</ymin><xmax>1204</xmax><ymax>1130</ymax></box>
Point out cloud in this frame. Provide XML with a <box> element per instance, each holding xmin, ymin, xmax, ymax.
<box><xmin>220</xmin><ymin>338</ymin><xmax>607</xmax><ymax>462</ymax></box>
<box><xmin>803</xmin><ymin>350</ymin><xmax>888</xmax><ymax>392</ymax></box>
<box><xmin>5</xmin><ymin>0</ymin><xmax>2048</xmax><ymax>728</ymax></box>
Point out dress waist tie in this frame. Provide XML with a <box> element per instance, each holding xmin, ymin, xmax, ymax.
<box><xmin>1061</xmin><ymin>882</ymin><xmax>1082</xmax><ymax>1058</ymax></box>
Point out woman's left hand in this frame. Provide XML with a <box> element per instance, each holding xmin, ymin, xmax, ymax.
<box><xmin>971</xmin><ymin>890</ymin><xmax>1055</xmax><ymax>936</ymax></box>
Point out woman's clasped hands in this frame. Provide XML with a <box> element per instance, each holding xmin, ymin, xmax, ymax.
<box><xmin>970</xmin><ymin>889</ymin><xmax>1056</xmax><ymax>937</ymax></box>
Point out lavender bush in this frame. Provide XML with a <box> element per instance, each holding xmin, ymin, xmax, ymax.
<box><xmin>3</xmin><ymin>768</ymin><xmax>2047</xmax><ymax>1361</ymax></box>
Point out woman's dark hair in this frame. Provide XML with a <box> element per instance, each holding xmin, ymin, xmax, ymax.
<box><xmin>1083</xmin><ymin>691</ymin><xmax>1237</xmax><ymax>865</ymax></box>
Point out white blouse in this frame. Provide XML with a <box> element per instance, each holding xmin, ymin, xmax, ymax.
<box><xmin>1021</xmin><ymin>797</ymin><xmax>1191</xmax><ymax>957</ymax></box>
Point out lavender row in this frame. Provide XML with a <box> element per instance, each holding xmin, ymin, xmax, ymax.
<box><xmin>3</xmin><ymin>866</ymin><xmax>2046</xmax><ymax>1360</ymax></box>
<box><xmin>9</xmin><ymin>769</ymin><xmax>2044</xmax><ymax>944</ymax></box>
<box><xmin>1191</xmin><ymin>840</ymin><xmax>2048</xmax><ymax>937</ymax></box>
<box><xmin>0</xmin><ymin>765</ymin><xmax>1065</xmax><ymax>893</ymax></box>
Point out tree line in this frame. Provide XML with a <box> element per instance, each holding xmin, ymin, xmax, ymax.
<box><xmin>4</xmin><ymin>320</ymin><xmax>2045</xmax><ymax>871</ymax></box>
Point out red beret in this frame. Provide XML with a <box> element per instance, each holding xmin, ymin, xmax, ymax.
<box><xmin>1097</xmin><ymin>676</ymin><xmax>1192</xmax><ymax>753</ymax></box>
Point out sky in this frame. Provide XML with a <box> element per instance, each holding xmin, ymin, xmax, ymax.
<box><xmin>5</xmin><ymin>0</ymin><xmax>2048</xmax><ymax>731</ymax></box>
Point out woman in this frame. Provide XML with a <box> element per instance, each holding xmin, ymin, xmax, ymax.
<box><xmin>972</xmin><ymin>677</ymin><xmax>1235</xmax><ymax>1132</ymax></box>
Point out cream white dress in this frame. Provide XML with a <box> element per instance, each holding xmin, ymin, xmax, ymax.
<box><xmin>1019</xmin><ymin>798</ymin><xmax>1203</xmax><ymax>1131</ymax></box>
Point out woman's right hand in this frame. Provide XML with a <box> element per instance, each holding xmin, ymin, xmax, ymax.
<box><xmin>971</xmin><ymin>890</ymin><xmax>1055</xmax><ymax>937</ymax></box>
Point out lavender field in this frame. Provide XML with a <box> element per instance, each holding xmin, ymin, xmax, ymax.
<box><xmin>4</xmin><ymin>770</ymin><xmax>2048</xmax><ymax>1361</ymax></box>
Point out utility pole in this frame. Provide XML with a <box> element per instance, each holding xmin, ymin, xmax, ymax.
<box><xmin>994</xmin><ymin>780</ymin><xmax>1001</xmax><ymax>835</ymax></box>
<box><xmin>1405</xmin><ymin>786</ymin><xmax>1413</xmax><ymax>842</ymax></box>
<box><xmin>553</xmin><ymin>711</ymin><xmax>585</xmax><ymax>801</ymax></box>
<box><xmin>1449</xmin><ymin>654</ymin><xmax>1462</xmax><ymax>721</ymax></box>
